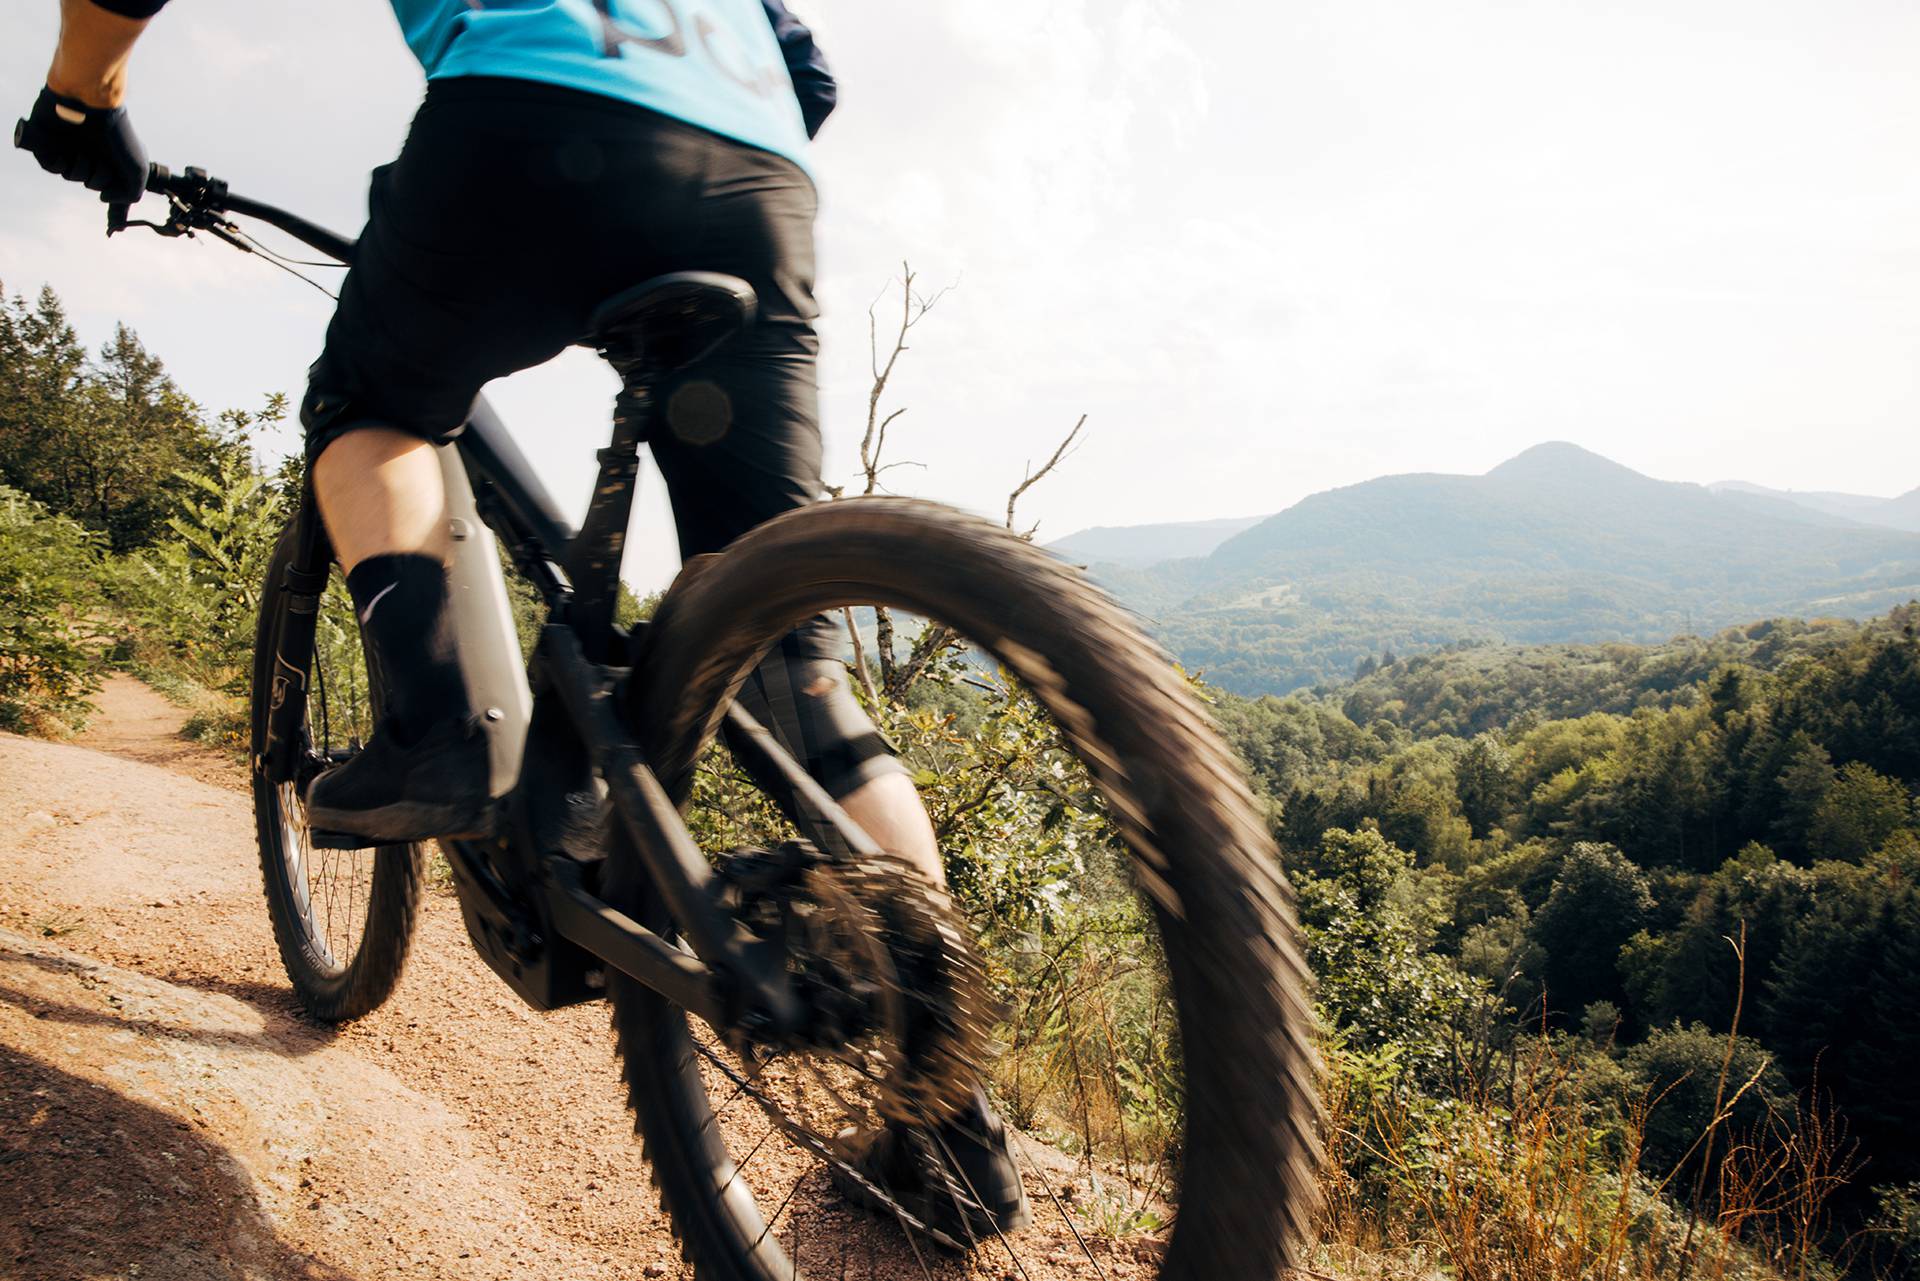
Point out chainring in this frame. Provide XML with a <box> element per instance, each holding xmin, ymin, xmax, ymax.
<box><xmin>721</xmin><ymin>843</ymin><xmax>993</xmax><ymax>1130</ymax></box>
<box><xmin>814</xmin><ymin>850</ymin><xmax>994</xmax><ymax>1128</ymax></box>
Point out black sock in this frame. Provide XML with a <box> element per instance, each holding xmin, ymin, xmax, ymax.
<box><xmin>345</xmin><ymin>553</ymin><xmax>470</xmax><ymax>746</ymax></box>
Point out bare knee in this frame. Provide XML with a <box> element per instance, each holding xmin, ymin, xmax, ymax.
<box><xmin>312</xmin><ymin>428</ymin><xmax>450</xmax><ymax>572</ymax></box>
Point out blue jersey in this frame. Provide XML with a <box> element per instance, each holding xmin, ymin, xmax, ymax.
<box><xmin>92</xmin><ymin>0</ymin><xmax>832</xmax><ymax>171</ymax></box>
<box><xmin>389</xmin><ymin>0</ymin><xmax>817</xmax><ymax>171</ymax></box>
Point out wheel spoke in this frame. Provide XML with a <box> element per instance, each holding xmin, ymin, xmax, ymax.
<box><xmin>915</xmin><ymin>1105</ymin><xmax>1042</xmax><ymax>1281</ymax></box>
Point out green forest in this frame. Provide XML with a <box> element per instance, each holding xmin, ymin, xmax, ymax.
<box><xmin>1213</xmin><ymin>607</ymin><xmax>1920</xmax><ymax>1275</ymax></box>
<box><xmin>6</xmin><ymin>278</ymin><xmax>1920</xmax><ymax>1279</ymax></box>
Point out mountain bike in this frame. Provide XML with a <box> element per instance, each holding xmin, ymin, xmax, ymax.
<box><xmin>97</xmin><ymin>163</ymin><xmax>1322</xmax><ymax>1280</ymax></box>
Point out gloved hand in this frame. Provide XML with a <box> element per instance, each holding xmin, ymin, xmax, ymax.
<box><xmin>14</xmin><ymin>85</ymin><xmax>149</xmax><ymax>204</ymax></box>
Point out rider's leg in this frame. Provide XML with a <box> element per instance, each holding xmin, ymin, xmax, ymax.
<box><xmin>309</xmin><ymin>426</ymin><xmax>472</xmax><ymax>753</ymax></box>
<box><xmin>298</xmin><ymin>416</ymin><xmax>490</xmax><ymax>839</ymax></box>
<box><xmin>838</xmin><ymin>771</ymin><xmax>942</xmax><ymax>888</ymax></box>
<box><xmin>311</xmin><ymin>427</ymin><xmax>448</xmax><ymax>572</ymax></box>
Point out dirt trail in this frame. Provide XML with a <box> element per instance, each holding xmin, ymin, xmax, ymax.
<box><xmin>0</xmin><ymin>678</ymin><xmax>1161</xmax><ymax>1281</ymax></box>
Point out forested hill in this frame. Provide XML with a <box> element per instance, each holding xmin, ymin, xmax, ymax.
<box><xmin>1332</xmin><ymin>613</ymin><xmax>1912</xmax><ymax>738</ymax></box>
<box><xmin>1086</xmin><ymin>442</ymin><xmax>1920</xmax><ymax>695</ymax></box>
<box><xmin>1710</xmin><ymin>479</ymin><xmax>1920</xmax><ymax>532</ymax></box>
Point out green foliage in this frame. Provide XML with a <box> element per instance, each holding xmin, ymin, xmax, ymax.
<box><xmin>116</xmin><ymin>452</ymin><xmax>286</xmax><ymax>694</ymax></box>
<box><xmin>1637</xmin><ymin>847</ymin><xmax>1813</xmax><ymax>1042</ymax></box>
<box><xmin>1763</xmin><ymin>867</ymin><xmax>1920</xmax><ymax>1189</ymax></box>
<box><xmin>1297</xmin><ymin>827</ymin><xmax>1484</xmax><ymax>1084</ymax></box>
<box><xmin>1869</xmin><ymin>1183</ymin><xmax>1920</xmax><ymax>1278</ymax></box>
<box><xmin>1208</xmin><ymin>603</ymin><xmax>1920</xmax><ymax>1267</ymax></box>
<box><xmin>0</xmin><ymin>485</ymin><xmax>103</xmax><ymax>733</ymax></box>
<box><xmin>1623</xmin><ymin>1022</ymin><xmax>1791</xmax><ymax>1187</ymax></box>
<box><xmin>1808</xmin><ymin>762</ymin><xmax>1911</xmax><ymax>861</ymax></box>
<box><xmin>1335</xmin><ymin>620</ymin><xmax>1890</xmax><ymax>739</ymax></box>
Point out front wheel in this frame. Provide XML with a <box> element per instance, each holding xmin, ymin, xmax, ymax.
<box><xmin>249</xmin><ymin>522</ymin><xmax>423</xmax><ymax>1022</ymax></box>
<box><xmin>608</xmin><ymin>498</ymin><xmax>1323</xmax><ymax>1281</ymax></box>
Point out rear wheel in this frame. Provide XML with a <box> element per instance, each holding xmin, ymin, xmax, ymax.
<box><xmin>609</xmin><ymin>497</ymin><xmax>1323</xmax><ymax>1281</ymax></box>
<box><xmin>249</xmin><ymin>523</ymin><xmax>423</xmax><ymax>1022</ymax></box>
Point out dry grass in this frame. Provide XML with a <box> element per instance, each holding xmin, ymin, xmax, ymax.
<box><xmin>1315</xmin><ymin>1026</ymin><xmax>1864</xmax><ymax>1281</ymax></box>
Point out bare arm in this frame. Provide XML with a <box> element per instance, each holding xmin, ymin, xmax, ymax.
<box><xmin>46</xmin><ymin>0</ymin><xmax>158</xmax><ymax>108</ymax></box>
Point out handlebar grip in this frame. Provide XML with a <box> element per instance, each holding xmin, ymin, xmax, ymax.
<box><xmin>146</xmin><ymin>162</ymin><xmax>170</xmax><ymax>194</ymax></box>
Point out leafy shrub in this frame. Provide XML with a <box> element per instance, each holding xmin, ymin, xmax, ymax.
<box><xmin>114</xmin><ymin>452</ymin><xmax>284</xmax><ymax>695</ymax></box>
<box><xmin>1624</xmin><ymin>1022</ymin><xmax>1791</xmax><ymax>1189</ymax></box>
<box><xmin>0</xmin><ymin>484</ymin><xmax>103</xmax><ymax>733</ymax></box>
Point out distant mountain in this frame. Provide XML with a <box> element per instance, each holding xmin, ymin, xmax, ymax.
<box><xmin>1708</xmin><ymin>479</ymin><xmax>1920</xmax><ymax>532</ymax></box>
<box><xmin>1873</xmin><ymin>485</ymin><xmax>1920</xmax><ymax>533</ymax></box>
<box><xmin>1083</xmin><ymin>442</ymin><xmax>1920</xmax><ymax>695</ymax></box>
<box><xmin>1048</xmin><ymin>514</ymin><xmax>1267</xmax><ymax>568</ymax></box>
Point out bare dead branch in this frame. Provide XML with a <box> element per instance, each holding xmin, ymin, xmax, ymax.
<box><xmin>858</xmin><ymin>263</ymin><xmax>957</xmax><ymax>496</ymax></box>
<box><xmin>887</xmin><ymin>619</ymin><xmax>961</xmax><ymax>703</ymax></box>
<box><xmin>1005</xmin><ymin>413</ymin><xmax>1088</xmax><ymax>533</ymax></box>
<box><xmin>874</xmin><ymin>607</ymin><xmax>898</xmax><ymax>692</ymax></box>
<box><xmin>842</xmin><ymin>607</ymin><xmax>881</xmax><ymax>708</ymax></box>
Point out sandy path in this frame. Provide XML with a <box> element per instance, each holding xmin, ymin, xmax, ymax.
<box><xmin>73</xmin><ymin>673</ymin><xmax>244</xmax><ymax>792</ymax></box>
<box><xmin>0</xmin><ymin>678</ymin><xmax>1165</xmax><ymax>1281</ymax></box>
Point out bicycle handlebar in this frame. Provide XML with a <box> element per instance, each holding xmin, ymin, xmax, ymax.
<box><xmin>109</xmin><ymin>162</ymin><xmax>357</xmax><ymax>265</ymax></box>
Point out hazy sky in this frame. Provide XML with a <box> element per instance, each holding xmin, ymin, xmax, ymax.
<box><xmin>4</xmin><ymin>1</ymin><xmax>1917</xmax><ymax>590</ymax></box>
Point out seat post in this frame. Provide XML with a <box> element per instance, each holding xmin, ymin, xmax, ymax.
<box><xmin>561</xmin><ymin>271</ymin><xmax>757</xmax><ymax>663</ymax></box>
<box><xmin>564</xmin><ymin>341</ymin><xmax>656</xmax><ymax>664</ymax></box>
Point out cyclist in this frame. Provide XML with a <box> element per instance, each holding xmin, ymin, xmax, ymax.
<box><xmin>17</xmin><ymin>0</ymin><xmax>1028</xmax><ymax>1242</ymax></box>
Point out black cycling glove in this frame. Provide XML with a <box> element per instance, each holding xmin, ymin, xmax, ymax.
<box><xmin>14</xmin><ymin>86</ymin><xmax>149</xmax><ymax>204</ymax></box>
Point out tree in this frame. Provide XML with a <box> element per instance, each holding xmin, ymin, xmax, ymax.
<box><xmin>0</xmin><ymin>485</ymin><xmax>102</xmax><ymax>732</ymax></box>
<box><xmin>1641</xmin><ymin>845</ymin><xmax>1813</xmax><ymax>1041</ymax></box>
<box><xmin>1295</xmin><ymin>826</ymin><xmax>1480</xmax><ymax>1083</ymax></box>
<box><xmin>1767</xmin><ymin>873</ymin><xmax>1920</xmax><ymax>1189</ymax></box>
<box><xmin>1808</xmin><ymin>761</ymin><xmax>1911</xmax><ymax>862</ymax></box>
<box><xmin>1455</xmin><ymin>733</ymin><xmax>1513</xmax><ymax>837</ymax></box>
<box><xmin>0</xmin><ymin>285</ymin><xmax>88</xmax><ymax>504</ymax></box>
<box><xmin>838</xmin><ymin>263</ymin><xmax>1085</xmax><ymax>707</ymax></box>
<box><xmin>1769</xmin><ymin>732</ymin><xmax>1835</xmax><ymax>855</ymax></box>
<box><xmin>118</xmin><ymin>451</ymin><xmax>286</xmax><ymax>691</ymax></box>
<box><xmin>0</xmin><ymin>284</ymin><xmax>220</xmax><ymax>550</ymax></box>
<box><xmin>1529</xmin><ymin>841</ymin><xmax>1653</xmax><ymax>1023</ymax></box>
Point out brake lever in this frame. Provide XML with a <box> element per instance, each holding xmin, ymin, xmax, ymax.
<box><xmin>105</xmin><ymin>192</ymin><xmax>207</xmax><ymax>240</ymax></box>
<box><xmin>106</xmin><ymin>207</ymin><xmax>190</xmax><ymax>238</ymax></box>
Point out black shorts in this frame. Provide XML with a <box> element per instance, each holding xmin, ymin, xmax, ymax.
<box><xmin>305</xmin><ymin>76</ymin><xmax>897</xmax><ymax>799</ymax></box>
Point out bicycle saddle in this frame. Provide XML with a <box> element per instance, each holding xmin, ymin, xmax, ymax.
<box><xmin>585</xmin><ymin>272</ymin><xmax>758</xmax><ymax>373</ymax></box>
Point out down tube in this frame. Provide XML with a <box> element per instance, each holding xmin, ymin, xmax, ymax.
<box><xmin>436</xmin><ymin>441</ymin><xmax>533</xmax><ymax>796</ymax></box>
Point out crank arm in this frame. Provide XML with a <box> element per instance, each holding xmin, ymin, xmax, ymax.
<box><xmin>543</xmin><ymin>856</ymin><xmax>723</xmax><ymax>1025</ymax></box>
<box><xmin>538</xmin><ymin>624</ymin><xmax>803</xmax><ymax>1033</ymax></box>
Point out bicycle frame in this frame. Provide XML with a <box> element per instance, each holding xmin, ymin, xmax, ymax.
<box><xmin>145</xmin><ymin>167</ymin><xmax>824</xmax><ymax>1035</ymax></box>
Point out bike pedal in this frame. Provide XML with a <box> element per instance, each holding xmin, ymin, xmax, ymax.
<box><xmin>309</xmin><ymin>829</ymin><xmax>377</xmax><ymax>850</ymax></box>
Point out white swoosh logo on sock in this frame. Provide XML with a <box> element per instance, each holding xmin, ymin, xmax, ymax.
<box><xmin>357</xmin><ymin>581</ymin><xmax>398</xmax><ymax>625</ymax></box>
